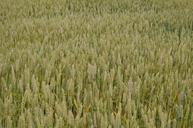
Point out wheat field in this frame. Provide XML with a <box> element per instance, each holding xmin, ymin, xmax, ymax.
<box><xmin>0</xmin><ymin>0</ymin><xmax>193</xmax><ymax>127</ymax></box>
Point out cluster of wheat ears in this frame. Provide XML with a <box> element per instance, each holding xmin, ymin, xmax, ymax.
<box><xmin>0</xmin><ymin>0</ymin><xmax>193</xmax><ymax>127</ymax></box>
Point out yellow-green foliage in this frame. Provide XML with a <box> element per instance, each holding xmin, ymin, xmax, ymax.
<box><xmin>0</xmin><ymin>0</ymin><xmax>193</xmax><ymax>127</ymax></box>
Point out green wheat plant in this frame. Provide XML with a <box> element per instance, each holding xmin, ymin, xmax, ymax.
<box><xmin>0</xmin><ymin>0</ymin><xmax>193</xmax><ymax>127</ymax></box>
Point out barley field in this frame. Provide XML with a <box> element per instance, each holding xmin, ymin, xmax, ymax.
<box><xmin>0</xmin><ymin>0</ymin><xmax>193</xmax><ymax>127</ymax></box>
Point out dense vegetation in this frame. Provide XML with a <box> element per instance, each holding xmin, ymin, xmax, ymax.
<box><xmin>0</xmin><ymin>0</ymin><xmax>193</xmax><ymax>127</ymax></box>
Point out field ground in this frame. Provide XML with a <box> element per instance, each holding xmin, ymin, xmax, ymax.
<box><xmin>0</xmin><ymin>0</ymin><xmax>193</xmax><ymax>127</ymax></box>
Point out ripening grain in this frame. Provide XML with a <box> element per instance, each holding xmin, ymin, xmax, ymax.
<box><xmin>0</xmin><ymin>0</ymin><xmax>193</xmax><ymax>128</ymax></box>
